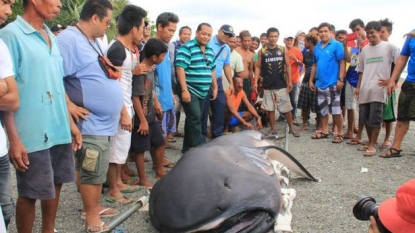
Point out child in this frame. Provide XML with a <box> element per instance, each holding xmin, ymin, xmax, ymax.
<box><xmin>131</xmin><ymin>38</ymin><xmax>168</xmax><ymax>187</ymax></box>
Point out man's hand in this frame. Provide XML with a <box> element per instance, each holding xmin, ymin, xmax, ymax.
<box><xmin>67</xmin><ymin>101</ymin><xmax>89</xmax><ymax>123</ymax></box>
<box><xmin>354</xmin><ymin>87</ymin><xmax>360</xmax><ymax>99</ymax></box>
<box><xmin>120</xmin><ymin>111</ymin><xmax>132</xmax><ymax>132</ymax></box>
<box><xmin>228</xmin><ymin>85</ymin><xmax>234</xmax><ymax>95</ymax></box>
<box><xmin>70</xmin><ymin>123</ymin><xmax>82</xmax><ymax>151</ymax></box>
<box><xmin>309</xmin><ymin>82</ymin><xmax>316</xmax><ymax>91</ymax></box>
<box><xmin>287</xmin><ymin>82</ymin><xmax>293</xmax><ymax>93</ymax></box>
<box><xmin>378</xmin><ymin>78</ymin><xmax>389</xmax><ymax>87</ymax></box>
<box><xmin>244</xmin><ymin>121</ymin><xmax>253</xmax><ymax>130</ymax></box>
<box><xmin>132</xmin><ymin>63</ymin><xmax>148</xmax><ymax>75</ymax></box>
<box><xmin>336</xmin><ymin>80</ymin><xmax>344</xmax><ymax>91</ymax></box>
<box><xmin>252</xmin><ymin>83</ymin><xmax>258</xmax><ymax>93</ymax></box>
<box><xmin>9</xmin><ymin>139</ymin><xmax>29</xmax><ymax>172</ymax></box>
<box><xmin>368</xmin><ymin>216</ymin><xmax>381</xmax><ymax>233</ymax></box>
<box><xmin>138</xmin><ymin>121</ymin><xmax>149</xmax><ymax>136</ymax></box>
<box><xmin>256</xmin><ymin>118</ymin><xmax>263</xmax><ymax>130</ymax></box>
<box><xmin>387</xmin><ymin>79</ymin><xmax>396</xmax><ymax>96</ymax></box>
<box><xmin>211</xmin><ymin>88</ymin><xmax>218</xmax><ymax>100</ymax></box>
<box><xmin>154</xmin><ymin>99</ymin><xmax>162</xmax><ymax>115</ymax></box>
<box><xmin>181</xmin><ymin>90</ymin><xmax>191</xmax><ymax>103</ymax></box>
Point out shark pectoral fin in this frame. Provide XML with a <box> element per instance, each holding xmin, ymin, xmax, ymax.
<box><xmin>262</xmin><ymin>146</ymin><xmax>320</xmax><ymax>182</ymax></box>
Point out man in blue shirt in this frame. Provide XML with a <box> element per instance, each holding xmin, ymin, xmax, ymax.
<box><xmin>58</xmin><ymin>0</ymin><xmax>123</xmax><ymax>232</ymax></box>
<box><xmin>0</xmin><ymin>0</ymin><xmax>81</xmax><ymax>232</ymax></box>
<box><xmin>202</xmin><ymin>24</ymin><xmax>234</xmax><ymax>138</ymax></box>
<box><xmin>382</xmin><ymin>29</ymin><xmax>415</xmax><ymax>158</ymax></box>
<box><xmin>309</xmin><ymin>22</ymin><xmax>345</xmax><ymax>143</ymax></box>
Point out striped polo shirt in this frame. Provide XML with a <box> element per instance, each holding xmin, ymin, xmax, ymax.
<box><xmin>175</xmin><ymin>38</ymin><xmax>216</xmax><ymax>98</ymax></box>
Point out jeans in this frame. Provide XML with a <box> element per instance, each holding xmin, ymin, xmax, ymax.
<box><xmin>289</xmin><ymin>83</ymin><xmax>299</xmax><ymax>119</ymax></box>
<box><xmin>202</xmin><ymin>80</ymin><xmax>225</xmax><ymax>138</ymax></box>
<box><xmin>181</xmin><ymin>92</ymin><xmax>206</xmax><ymax>153</ymax></box>
<box><xmin>0</xmin><ymin>155</ymin><xmax>14</xmax><ymax>228</ymax></box>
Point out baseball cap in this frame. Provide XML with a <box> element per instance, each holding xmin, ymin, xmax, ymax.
<box><xmin>51</xmin><ymin>24</ymin><xmax>64</xmax><ymax>32</ymax></box>
<box><xmin>378</xmin><ymin>179</ymin><xmax>415</xmax><ymax>233</ymax></box>
<box><xmin>295</xmin><ymin>30</ymin><xmax>305</xmax><ymax>39</ymax></box>
<box><xmin>284</xmin><ymin>34</ymin><xmax>294</xmax><ymax>40</ymax></box>
<box><xmin>220</xmin><ymin>24</ymin><xmax>235</xmax><ymax>36</ymax></box>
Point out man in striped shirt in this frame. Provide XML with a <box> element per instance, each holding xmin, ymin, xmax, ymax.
<box><xmin>175</xmin><ymin>23</ymin><xmax>218</xmax><ymax>153</ymax></box>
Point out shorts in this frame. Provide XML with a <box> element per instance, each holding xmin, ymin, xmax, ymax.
<box><xmin>397</xmin><ymin>81</ymin><xmax>415</xmax><ymax>121</ymax></box>
<box><xmin>345</xmin><ymin>81</ymin><xmax>356</xmax><ymax>110</ymax></box>
<box><xmin>161</xmin><ymin>109</ymin><xmax>176</xmax><ymax>137</ymax></box>
<box><xmin>109</xmin><ymin>107</ymin><xmax>133</xmax><ymax>164</ymax></box>
<box><xmin>359</xmin><ymin>102</ymin><xmax>384</xmax><ymax>128</ymax></box>
<box><xmin>229</xmin><ymin>111</ymin><xmax>245</xmax><ymax>127</ymax></box>
<box><xmin>261</xmin><ymin>88</ymin><xmax>293</xmax><ymax>113</ymax></box>
<box><xmin>316</xmin><ymin>85</ymin><xmax>342</xmax><ymax>116</ymax></box>
<box><xmin>383</xmin><ymin>90</ymin><xmax>397</xmax><ymax>123</ymax></box>
<box><xmin>297</xmin><ymin>82</ymin><xmax>317</xmax><ymax>113</ymax></box>
<box><xmin>75</xmin><ymin>136</ymin><xmax>110</xmax><ymax>185</ymax></box>
<box><xmin>131</xmin><ymin>122</ymin><xmax>165</xmax><ymax>153</ymax></box>
<box><xmin>17</xmin><ymin>144</ymin><xmax>75</xmax><ymax>200</ymax></box>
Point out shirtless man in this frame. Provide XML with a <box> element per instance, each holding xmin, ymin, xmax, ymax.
<box><xmin>235</xmin><ymin>30</ymin><xmax>255</xmax><ymax>106</ymax></box>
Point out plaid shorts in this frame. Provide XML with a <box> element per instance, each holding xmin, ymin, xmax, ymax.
<box><xmin>261</xmin><ymin>88</ymin><xmax>293</xmax><ymax>113</ymax></box>
<box><xmin>297</xmin><ymin>82</ymin><xmax>317</xmax><ymax>113</ymax></box>
<box><xmin>317</xmin><ymin>85</ymin><xmax>342</xmax><ymax>116</ymax></box>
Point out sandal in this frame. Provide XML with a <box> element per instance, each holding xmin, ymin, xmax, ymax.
<box><xmin>379</xmin><ymin>148</ymin><xmax>402</xmax><ymax>158</ymax></box>
<box><xmin>81</xmin><ymin>208</ymin><xmax>118</xmax><ymax>220</ymax></box>
<box><xmin>363</xmin><ymin>149</ymin><xmax>377</xmax><ymax>157</ymax></box>
<box><xmin>289</xmin><ymin>131</ymin><xmax>300</xmax><ymax>138</ymax></box>
<box><xmin>357</xmin><ymin>145</ymin><xmax>369</xmax><ymax>151</ymax></box>
<box><xmin>347</xmin><ymin>138</ymin><xmax>361</xmax><ymax>145</ymax></box>
<box><xmin>379</xmin><ymin>142</ymin><xmax>391</xmax><ymax>149</ymax></box>
<box><xmin>105</xmin><ymin>195</ymin><xmax>135</xmax><ymax>204</ymax></box>
<box><xmin>311</xmin><ymin>131</ymin><xmax>329</xmax><ymax>139</ymax></box>
<box><xmin>86</xmin><ymin>221</ymin><xmax>108</xmax><ymax>233</ymax></box>
<box><xmin>332</xmin><ymin>135</ymin><xmax>344</xmax><ymax>143</ymax></box>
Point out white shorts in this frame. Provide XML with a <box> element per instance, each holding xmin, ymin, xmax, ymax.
<box><xmin>109</xmin><ymin>106</ymin><xmax>133</xmax><ymax>164</ymax></box>
<box><xmin>261</xmin><ymin>88</ymin><xmax>293</xmax><ymax>113</ymax></box>
<box><xmin>345</xmin><ymin>81</ymin><xmax>356</xmax><ymax>110</ymax></box>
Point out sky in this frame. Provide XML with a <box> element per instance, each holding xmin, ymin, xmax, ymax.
<box><xmin>129</xmin><ymin>0</ymin><xmax>414</xmax><ymax>49</ymax></box>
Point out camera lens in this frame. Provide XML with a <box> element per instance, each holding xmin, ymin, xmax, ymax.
<box><xmin>352</xmin><ymin>195</ymin><xmax>379</xmax><ymax>221</ymax></box>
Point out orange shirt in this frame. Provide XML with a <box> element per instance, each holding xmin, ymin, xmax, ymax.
<box><xmin>226</xmin><ymin>89</ymin><xmax>244</xmax><ymax>109</ymax></box>
<box><xmin>287</xmin><ymin>47</ymin><xmax>303</xmax><ymax>84</ymax></box>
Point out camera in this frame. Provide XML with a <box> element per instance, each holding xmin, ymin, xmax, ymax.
<box><xmin>353</xmin><ymin>195</ymin><xmax>391</xmax><ymax>233</ymax></box>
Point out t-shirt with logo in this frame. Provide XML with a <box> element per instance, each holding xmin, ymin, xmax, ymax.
<box><xmin>260</xmin><ymin>45</ymin><xmax>287</xmax><ymax>89</ymax></box>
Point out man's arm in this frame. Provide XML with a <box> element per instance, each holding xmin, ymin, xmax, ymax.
<box><xmin>336</xmin><ymin>59</ymin><xmax>345</xmax><ymax>90</ymax></box>
<box><xmin>253</xmin><ymin>49</ymin><xmax>262</xmax><ymax>92</ymax></box>
<box><xmin>176</xmin><ymin>66</ymin><xmax>190</xmax><ymax>103</ymax></box>
<box><xmin>211</xmin><ymin>70</ymin><xmax>218</xmax><ymax>100</ymax></box>
<box><xmin>242</xmin><ymin>92</ymin><xmax>262</xmax><ymax>130</ymax></box>
<box><xmin>284</xmin><ymin>51</ymin><xmax>293</xmax><ymax>92</ymax></box>
<box><xmin>3</xmin><ymin>112</ymin><xmax>28</xmax><ymax>172</ymax></box>
<box><xmin>309</xmin><ymin>63</ymin><xmax>317</xmax><ymax>91</ymax></box>
<box><xmin>224</xmin><ymin>64</ymin><xmax>233</xmax><ymax>93</ymax></box>
<box><xmin>225</xmin><ymin>93</ymin><xmax>252</xmax><ymax>129</ymax></box>
<box><xmin>65</xmin><ymin>93</ymin><xmax>90</xmax><ymax>123</ymax></box>
<box><xmin>132</xmin><ymin>95</ymin><xmax>149</xmax><ymax>136</ymax></box>
<box><xmin>0</xmin><ymin>77</ymin><xmax>19</xmax><ymax>112</ymax></box>
<box><xmin>388</xmin><ymin>55</ymin><xmax>409</xmax><ymax>95</ymax></box>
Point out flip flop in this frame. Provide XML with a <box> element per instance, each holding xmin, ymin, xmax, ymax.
<box><xmin>357</xmin><ymin>145</ymin><xmax>369</xmax><ymax>151</ymax></box>
<box><xmin>105</xmin><ymin>195</ymin><xmax>135</xmax><ymax>204</ymax></box>
<box><xmin>379</xmin><ymin>148</ymin><xmax>402</xmax><ymax>158</ymax></box>
<box><xmin>363</xmin><ymin>149</ymin><xmax>377</xmax><ymax>157</ymax></box>
<box><xmin>332</xmin><ymin>135</ymin><xmax>344</xmax><ymax>143</ymax></box>
<box><xmin>120</xmin><ymin>185</ymin><xmax>141</xmax><ymax>194</ymax></box>
<box><xmin>81</xmin><ymin>208</ymin><xmax>118</xmax><ymax>220</ymax></box>
<box><xmin>311</xmin><ymin>131</ymin><xmax>329</xmax><ymax>139</ymax></box>
<box><xmin>173</xmin><ymin>132</ymin><xmax>185</xmax><ymax>137</ymax></box>
<box><xmin>379</xmin><ymin>142</ymin><xmax>391</xmax><ymax>149</ymax></box>
<box><xmin>122</xmin><ymin>177</ymin><xmax>139</xmax><ymax>186</ymax></box>
<box><xmin>163</xmin><ymin>162</ymin><xmax>175</xmax><ymax>168</ymax></box>
<box><xmin>86</xmin><ymin>221</ymin><xmax>108</xmax><ymax>233</ymax></box>
<box><xmin>347</xmin><ymin>138</ymin><xmax>361</xmax><ymax>145</ymax></box>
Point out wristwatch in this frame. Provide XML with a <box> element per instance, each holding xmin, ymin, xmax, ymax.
<box><xmin>338</xmin><ymin>78</ymin><xmax>344</xmax><ymax>82</ymax></box>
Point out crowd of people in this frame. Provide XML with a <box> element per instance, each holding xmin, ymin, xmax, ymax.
<box><xmin>0</xmin><ymin>0</ymin><xmax>414</xmax><ymax>232</ymax></box>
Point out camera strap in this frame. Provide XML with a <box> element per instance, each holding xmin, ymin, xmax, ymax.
<box><xmin>75</xmin><ymin>24</ymin><xmax>105</xmax><ymax>57</ymax></box>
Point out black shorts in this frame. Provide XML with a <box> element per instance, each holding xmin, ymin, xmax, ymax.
<box><xmin>359</xmin><ymin>102</ymin><xmax>384</xmax><ymax>128</ymax></box>
<box><xmin>131</xmin><ymin>122</ymin><xmax>165</xmax><ymax>153</ymax></box>
<box><xmin>397</xmin><ymin>81</ymin><xmax>415</xmax><ymax>121</ymax></box>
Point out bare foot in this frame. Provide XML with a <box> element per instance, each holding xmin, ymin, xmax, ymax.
<box><xmin>139</xmin><ymin>180</ymin><xmax>153</xmax><ymax>187</ymax></box>
<box><xmin>155</xmin><ymin>170</ymin><xmax>167</xmax><ymax>179</ymax></box>
<box><xmin>300</xmin><ymin>124</ymin><xmax>308</xmax><ymax>131</ymax></box>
